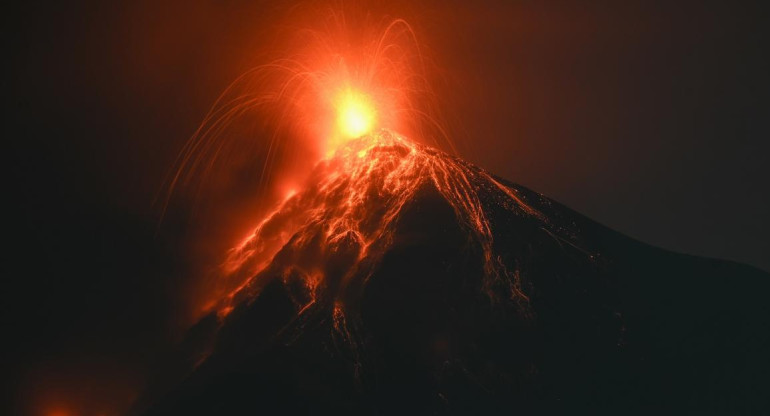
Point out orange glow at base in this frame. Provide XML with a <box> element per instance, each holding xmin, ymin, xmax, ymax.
<box><xmin>335</xmin><ymin>87</ymin><xmax>377</xmax><ymax>141</ymax></box>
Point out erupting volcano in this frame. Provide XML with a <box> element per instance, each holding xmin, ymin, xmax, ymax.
<box><xmin>139</xmin><ymin>127</ymin><xmax>769</xmax><ymax>415</ymax></box>
<box><xmin>137</xmin><ymin>10</ymin><xmax>770</xmax><ymax>416</ymax></box>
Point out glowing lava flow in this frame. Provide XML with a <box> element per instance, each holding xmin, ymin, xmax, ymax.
<box><xmin>213</xmin><ymin>129</ymin><xmax>547</xmax><ymax>327</ymax></box>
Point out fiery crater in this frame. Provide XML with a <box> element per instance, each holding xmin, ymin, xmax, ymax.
<box><xmin>163</xmin><ymin>15</ymin><xmax>452</xmax><ymax>219</ymax></box>
<box><xmin>334</xmin><ymin>87</ymin><xmax>377</xmax><ymax>144</ymax></box>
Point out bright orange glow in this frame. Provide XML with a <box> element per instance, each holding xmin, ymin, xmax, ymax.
<box><xmin>334</xmin><ymin>87</ymin><xmax>377</xmax><ymax>143</ymax></box>
<box><xmin>165</xmin><ymin>8</ymin><xmax>459</xmax><ymax>323</ymax></box>
<box><xmin>163</xmin><ymin>11</ymin><xmax>455</xmax><ymax>217</ymax></box>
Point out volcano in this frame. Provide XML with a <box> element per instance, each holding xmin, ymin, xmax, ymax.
<box><xmin>137</xmin><ymin>130</ymin><xmax>769</xmax><ymax>414</ymax></box>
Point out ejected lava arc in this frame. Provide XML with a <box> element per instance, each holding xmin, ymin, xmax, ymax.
<box><xmin>163</xmin><ymin>11</ymin><xmax>459</xmax><ymax>319</ymax></box>
<box><xmin>164</xmin><ymin>13</ymin><xmax>451</xmax><ymax>206</ymax></box>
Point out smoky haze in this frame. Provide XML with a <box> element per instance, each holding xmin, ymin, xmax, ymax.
<box><xmin>5</xmin><ymin>1</ymin><xmax>768</xmax><ymax>415</ymax></box>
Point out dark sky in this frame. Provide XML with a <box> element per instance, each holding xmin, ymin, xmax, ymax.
<box><xmin>5</xmin><ymin>1</ymin><xmax>768</xmax><ymax>415</ymax></box>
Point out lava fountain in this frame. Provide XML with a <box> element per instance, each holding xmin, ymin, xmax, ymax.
<box><xmin>162</xmin><ymin>11</ymin><xmax>452</xmax><ymax>217</ymax></box>
<box><xmin>162</xmin><ymin>9</ymin><xmax>465</xmax><ymax>319</ymax></box>
<box><xmin>168</xmin><ymin>9</ymin><xmax>551</xmax><ymax>325</ymax></box>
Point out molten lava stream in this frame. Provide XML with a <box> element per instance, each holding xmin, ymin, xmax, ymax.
<box><xmin>215</xmin><ymin>129</ymin><xmax>544</xmax><ymax>325</ymax></box>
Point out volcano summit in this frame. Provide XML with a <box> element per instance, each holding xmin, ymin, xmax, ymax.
<box><xmin>138</xmin><ymin>130</ymin><xmax>769</xmax><ymax>415</ymax></box>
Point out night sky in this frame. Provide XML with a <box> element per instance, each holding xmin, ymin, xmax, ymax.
<box><xmin>5</xmin><ymin>1</ymin><xmax>768</xmax><ymax>414</ymax></box>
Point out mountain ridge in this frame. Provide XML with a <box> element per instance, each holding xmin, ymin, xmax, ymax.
<box><xmin>135</xmin><ymin>130</ymin><xmax>770</xmax><ymax>415</ymax></box>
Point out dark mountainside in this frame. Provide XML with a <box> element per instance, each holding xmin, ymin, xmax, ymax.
<box><xmin>135</xmin><ymin>132</ymin><xmax>769</xmax><ymax>415</ymax></box>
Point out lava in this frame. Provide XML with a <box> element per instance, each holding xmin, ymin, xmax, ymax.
<box><xmin>160</xmin><ymin>9</ymin><xmax>464</xmax><ymax>329</ymax></box>
<box><xmin>212</xmin><ymin>129</ymin><xmax>546</xmax><ymax>335</ymax></box>
<box><xmin>161</xmin><ymin>13</ymin><xmax>450</xmax><ymax>217</ymax></box>
<box><xmin>158</xmin><ymin>6</ymin><xmax>550</xmax><ymax>362</ymax></box>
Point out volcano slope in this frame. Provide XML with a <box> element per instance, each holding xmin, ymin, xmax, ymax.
<box><xmin>140</xmin><ymin>130</ymin><xmax>769</xmax><ymax>415</ymax></box>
